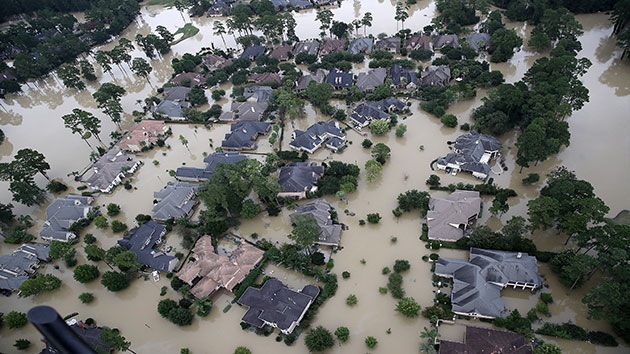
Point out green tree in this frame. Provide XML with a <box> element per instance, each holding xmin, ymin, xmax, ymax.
<box><xmin>79</xmin><ymin>60</ymin><xmax>97</xmax><ymax>81</ymax></box>
<box><xmin>101</xmin><ymin>271</ymin><xmax>129</xmax><ymax>292</ymax></box>
<box><xmin>111</xmin><ymin>220</ymin><xmax>127</xmax><ymax>233</ymax></box>
<box><xmin>276</xmin><ymin>88</ymin><xmax>304</xmax><ymax>120</ymax></box>
<box><xmin>234</xmin><ymin>347</ymin><xmax>251</xmax><ymax>354</ymax></box>
<box><xmin>94</xmin><ymin>215</ymin><xmax>108</xmax><ymax>229</ymax></box>
<box><xmin>316</xmin><ymin>9</ymin><xmax>334</xmax><ymax>38</ymax></box>
<box><xmin>362</xmin><ymin>12</ymin><xmax>373</xmax><ymax>36</ymax></box>
<box><xmin>395</xmin><ymin>2</ymin><xmax>409</xmax><ymax>30</ymax></box>
<box><xmin>99</xmin><ymin>328</ymin><xmax>131</xmax><ymax>352</ymax></box>
<box><xmin>79</xmin><ymin>292</ymin><xmax>95</xmax><ymax>303</ymax></box>
<box><xmin>346</xmin><ymin>294</ymin><xmax>358</xmax><ymax>306</ymax></box>
<box><xmin>107</xmin><ymin>203</ymin><xmax>121</xmax><ymax>216</ymax></box>
<box><xmin>365</xmin><ymin>159</ymin><xmax>383</xmax><ymax>182</ymax></box>
<box><xmin>19</xmin><ymin>274</ymin><xmax>61</xmax><ymax>296</ymax></box>
<box><xmin>131</xmin><ymin>57</ymin><xmax>153</xmax><ymax>84</ymax></box>
<box><xmin>369</xmin><ymin>119</ymin><xmax>390</xmax><ymax>135</ymax></box>
<box><xmin>441</xmin><ymin>114</ymin><xmax>458</xmax><ymax>128</ymax></box>
<box><xmin>61</xmin><ymin>109</ymin><xmax>102</xmax><ymax>149</ymax></box>
<box><xmin>93</xmin><ymin>83</ymin><xmax>126</xmax><ymax>130</ymax></box>
<box><xmin>49</xmin><ymin>240</ymin><xmax>73</xmax><ymax>259</ymax></box>
<box><xmin>306</xmin><ymin>82</ymin><xmax>334</xmax><ymax>108</ymax></box>
<box><xmin>305</xmin><ymin>326</ymin><xmax>335</xmax><ymax>352</ymax></box>
<box><xmin>396</xmin><ymin>297</ymin><xmax>421</xmax><ymax>317</ymax></box>
<box><xmin>371</xmin><ymin>143</ymin><xmax>391</xmax><ymax>164</ymax></box>
<box><xmin>112</xmin><ymin>250</ymin><xmax>139</xmax><ymax>272</ymax></box>
<box><xmin>14</xmin><ymin>339</ymin><xmax>30</xmax><ymax>350</ymax></box>
<box><xmin>533</xmin><ymin>343</ymin><xmax>562</xmax><ymax>354</ymax></box>
<box><xmin>213</xmin><ymin>21</ymin><xmax>227</xmax><ymax>47</ymax></box>
<box><xmin>367</xmin><ymin>213</ymin><xmax>381</xmax><ymax>224</ymax></box>
<box><xmin>5</xmin><ymin>311</ymin><xmax>27</xmax><ymax>329</ymax></box>
<box><xmin>288</xmin><ymin>215</ymin><xmax>320</xmax><ymax>252</ymax></box>
<box><xmin>393</xmin><ymin>259</ymin><xmax>410</xmax><ymax>273</ymax></box>
<box><xmin>57</xmin><ymin>64</ymin><xmax>85</xmax><ymax>90</ymax></box>
<box><xmin>241</xmin><ymin>200</ymin><xmax>261</xmax><ymax>219</ymax></box>
<box><xmin>168</xmin><ymin>307</ymin><xmax>194</xmax><ymax>326</ymax></box>
<box><xmin>365</xmin><ymin>336</ymin><xmax>378</xmax><ymax>349</ymax></box>
<box><xmin>489</xmin><ymin>28</ymin><xmax>522</xmax><ymax>63</ymax></box>
<box><xmin>395</xmin><ymin>123</ymin><xmax>407</xmax><ymax>137</ymax></box>
<box><xmin>73</xmin><ymin>264</ymin><xmax>100</xmax><ymax>283</ymax></box>
<box><xmin>335</xmin><ymin>326</ymin><xmax>350</xmax><ymax>342</ymax></box>
<box><xmin>420</xmin><ymin>326</ymin><xmax>440</xmax><ymax>345</ymax></box>
<box><xmin>179</xmin><ymin>135</ymin><xmax>190</xmax><ymax>152</ymax></box>
<box><xmin>85</xmin><ymin>244</ymin><xmax>106</xmax><ymax>262</ymax></box>
<box><xmin>158</xmin><ymin>299</ymin><xmax>179</xmax><ymax>318</ymax></box>
<box><xmin>527</xmin><ymin>197</ymin><xmax>560</xmax><ymax>231</ymax></box>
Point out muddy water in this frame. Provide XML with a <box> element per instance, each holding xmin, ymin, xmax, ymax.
<box><xmin>1</xmin><ymin>2</ymin><xmax>629</xmax><ymax>353</ymax></box>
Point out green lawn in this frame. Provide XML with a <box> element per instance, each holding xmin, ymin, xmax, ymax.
<box><xmin>172</xmin><ymin>23</ymin><xmax>200</xmax><ymax>45</ymax></box>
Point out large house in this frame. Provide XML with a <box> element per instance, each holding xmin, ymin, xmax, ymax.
<box><xmin>319</xmin><ymin>39</ymin><xmax>346</xmax><ymax>56</ymax></box>
<box><xmin>219</xmin><ymin>101</ymin><xmax>269</xmax><ymax>121</ymax></box>
<box><xmin>203</xmin><ymin>54</ymin><xmax>232</xmax><ymax>71</ymax></box>
<box><xmin>406</xmin><ymin>33</ymin><xmax>432</xmax><ymax>51</ymax></box>
<box><xmin>349</xmin><ymin>37</ymin><xmax>373</xmax><ymax>55</ymax></box>
<box><xmin>293</xmin><ymin>39</ymin><xmax>320</xmax><ymax>56</ymax></box>
<box><xmin>421</xmin><ymin>65</ymin><xmax>451</xmax><ymax>86</ymax></box>
<box><xmin>326</xmin><ymin>67</ymin><xmax>353</xmax><ymax>89</ymax></box>
<box><xmin>435</xmin><ymin>248</ymin><xmax>542</xmax><ymax>319</ymax></box>
<box><xmin>154</xmin><ymin>99</ymin><xmax>189</xmax><ymax>120</ymax></box>
<box><xmin>40</xmin><ymin>195</ymin><xmax>93</xmax><ymax>242</ymax></box>
<box><xmin>247</xmin><ymin>72</ymin><xmax>282</xmax><ymax>86</ymax></box>
<box><xmin>348</xmin><ymin>97</ymin><xmax>405</xmax><ymax>129</ymax></box>
<box><xmin>0</xmin><ymin>243</ymin><xmax>50</xmax><ymax>292</ymax></box>
<box><xmin>269</xmin><ymin>45</ymin><xmax>293</xmax><ymax>61</ymax></box>
<box><xmin>222</xmin><ymin>121</ymin><xmax>270</xmax><ymax>150</ymax></box>
<box><xmin>238</xmin><ymin>279</ymin><xmax>320</xmax><ymax>334</ymax></box>
<box><xmin>176</xmin><ymin>151</ymin><xmax>246</xmax><ymax>182</ymax></box>
<box><xmin>356</xmin><ymin>68</ymin><xmax>387</xmax><ymax>92</ymax></box>
<box><xmin>296</xmin><ymin>69</ymin><xmax>327</xmax><ymax>91</ymax></box>
<box><xmin>290</xmin><ymin>200</ymin><xmax>342</xmax><ymax>246</ymax></box>
<box><xmin>85</xmin><ymin>149</ymin><xmax>141</xmax><ymax>193</ymax></box>
<box><xmin>433</xmin><ymin>34</ymin><xmax>460</xmax><ymax>49</ymax></box>
<box><xmin>374</xmin><ymin>37</ymin><xmax>401</xmax><ymax>53</ymax></box>
<box><xmin>436</xmin><ymin>130</ymin><xmax>502</xmax><ymax>179</ymax></box>
<box><xmin>241</xmin><ymin>45</ymin><xmax>266</xmax><ymax>60</ymax></box>
<box><xmin>465</xmin><ymin>33</ymin><xmax>491</xmax><ymax>51</ymax></box>
<box><xmin>243</xmin><ymin>86</ymin><xmax>274</xmax><ymax>103</ymax></box>
<box><xmin>389</xmin><ymin>64</ymin><xmax>418</xmax><ymax>89</ymax></box>
<box><xmin>118</xmin><ymin>120</ymin><xmax>169</xmax><ymax>152</ymax></box>
<box><xmin>163</xmin><ymin>86</ymin><xmax>191</xmax><ymax>101</ymax></box>
<box><xmin>427</xmin><ymin>190</ymin><xmax>482</xmax><ymax>242</ymax></box>
<box><xmin>289</xmin><ymin>121</ymin><xmax>346</xmax><ymax>153</ymax></box>
<box><xmin>438</xmin><ymin>326</ymin><xmax>532</xmax><ymax>354</ymax></box>
<box><xmin>277</xmin><ymin>162</ymin><xmax>324</xmax><ymax>199</ymax></box>
<box><xmin>152</xmin><ymin>182</ymin><xmax>199</xmax><ymax>222</ymax></box>
<box><xmin>117</xmin><ymin>220</ymin><xmax>179</xmax><ymax>273</ymax></box>
<box><xmin>177</xmin><ymin>236</ymin><xmax>264</xmax><ymax>298</ymax></box>
<box><xmin>171</xmin><ymin>72</ymin><xmax>205</xmax><ymax>87</ymax></box>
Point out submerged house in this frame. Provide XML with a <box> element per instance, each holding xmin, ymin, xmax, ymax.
<box><xmin>177</xmin><ymin>236</ymin><xmax>264</xmax><ymax>298</ymax></box>
<box><xmin>319</xmin><ymin>39</ymin><xmax>346</xmax><ymax>56</ymax></box>
<box><xmin>348</xmin><ymin>97</ymin><xmax>405</xmax><ymax>129</ymax></box>
<box><xmin>176</xmin><ymin>151</ymin><xmax>246</xmax><ymax>182</ymax></box>
<box><xmin>290</xmin><ymin>200</ymin><xmax>342</xmax><ymax>246</ymax></box>
<box><xmin>289</xmin><ymin>121</ymin><xmax>346</xmax><ymax>153</ymax></box>
<box><xmin>117</xmin><ymin>220</ymin><xmax>178</xmax><ymax>273</ymax></box>
<box><xmin>247</xmin><ymin>72</ymin><xmax>282</xmax><ymax>86</ymax></box>
<box><xmin>406</xmin><ymin>33</ymin><xmax>432</xmax><ymax>51</ymax></box>
<box><xmin>374</xmin><ymin>36</ymin><xmax>401</xmax><ymax>53</ymax></box>
<box><xmin>152</xmin><ymin>182</ymin><xmax>199</xmax><ymax>222</ymax></box>
<box><xmin>118</xmin><ymin>120</ymin><xmax>169</xmax><ymax>152</ymax></box>
<box><xmin>154</xmin><ymin>99</ymin><xmax>190</xmax><ymax>120</ymax></box>
<box><xmin>221</xmin><ymin>121</ymin><xmax>271</xmax><ymax>150</ymax></box>
<box><xmin>238</xmin><ymin>279</ymin><xmax>320</xmax><ymax>334</ymax></box>
<box><xmin>421</xmin><ymin>65</ymin><xmax>451</xmax><ymax>86</ymax></box>
<box><xmin>296</xmin><ymin>69</ymin><xmax>327</xmax><ymax>91</ymax></box>
<box><xmin>244</xmin><ymin>85</ymin><xmax>274</xmax><ymax>103</ymax></box>
<box><xmin>438</xmin><ymin>326</ymin><xmax>532</xmax><ymax>354</ymax></box>
<box><xmin>85</xmin><ymin>149</ymin><xmax>141</xmax><ymax>193</ymax></box>
<box><xmin>40</xmin><ymin>195</ymin><xmax>93</xmax><ymax>242</ymax></box>
<box><xmin>465</xmin><ymin>33</ymin><xmax>491</xmax><ymax>51</ymax></box>
<box><xmin>171</xmin><ymin>72</ymin><xmax>205</xmax><ymax>87</ymax></box>
<box><xmin>435</xmin><ymin>248</ymin><xmax>543</xmax><ymax>319</ymax></box>
<box><xmin>0</xmin><ymin>244</ymin><xmax>50</xmax><ymax>292</ymax></box>
<box><xmin>219</xmin><ymin>101</ymin><xmax>269</xmax><ymax>121</ymax></box>
<box><xmin>241</xmin><ymin>45</ymin><xmax>266</xmax><ymax>60</ymax></box>
<box><xmin>436</xmin><ymin>130</ymin><xmax>502</xmax><ymax>179</ymax></box>
<box><xmin>348</xmin><ymin>37</ymin><xmax>373</xmax><ymax>55</ymax></box>
<box><xmin>203</xmin><ymin>54</ymin><xmax>232</xmax><ymax>72</ymax></box>
<box><xmin>433</xmin><ymin>34</ymin><xmax>460</xmax><ymax>49</ymax></box>
<box><xmin>277</xmin><ymin>162</ymin><xmax>324</xmax><ymax>199</ymax></box>
<box><xmin>293</xmin><ymin>39</ymin><xmax>320</xmax><ymax>56</ymax></box>
<box><xmin>326</xmin><ymin>67</ymin><xmax>353</xmax><ymax>89</ymax></box>
<box><xmin>427</xmin><ymin>190</ymin><xmax>482</xmax><ymax>242</ymax></box>
<box><xmin>269</xmin><ymin>45</ymin><xmax>293</xmax><ymax>61</ymax></box>
<box><xmin>389</xmin><ymin>64</ymin><xmax>418</xmax><ymax>89</ymax></box>
<box><xmin>356</xmin><ymin>68</ymin><xmax>387</xmax><ymax>93</ymax></box>
<box><xmin>163</xmin><ymin>86</ymin><xmax>191</xmax><ymax>102</ymax></box>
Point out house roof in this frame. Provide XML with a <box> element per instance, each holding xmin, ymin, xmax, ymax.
<box><xmin>435</xmin><ymin>248</ymin><xmax>542</xmax><ymax>318</ymax></box>
<box><xmin>278</xmin><ymin>162</ymin><xmax>324</xmax><ymax>193</ymax></box>
<box><xmin>465</xmin><ymin>33</ymin><xmax>491</xmax><ymax>51</ymax></box>
<box><xmin>152</xmin><ymin>182</ymin><xmax>199</xmax><ymax>221</ymax></box>
<box><xmin>85</xmin><ymin>149</ymin><xmax>139</xmax><ymax>192</ymax></box>
<box><xmin>118</xmin><ymin>220</ymin><xmax>178</xmax><ymax>272</ymax></box>
<box><xmin>203</xmin><ymin>54</ymin><xmax>232</xmax><ymax>70</ymax></box>
<box><xmin>222</xmin><ymin>121</ymin><xmax>270</xmax><ymax>150</ymax></box>
<box><xmin>248</xmin><ymin>72</ymin><xmax>282</xmax><ymax>85</ymax></box>
<box><xmin>319</xmin><ymin>39</ymin><xmax>346</xmax><ymax>55</ymax></box>
<box><xmin>433</xmin><ymin>34</ymin><xmax>460</xmax><ymax>49</ymax></box>
<box><xmin>164</xmin><ymin>86</ymin><xmax>191</xmax><ymax>101</ymax></box>
<box><xmin>439</xmin><ymin>326</ymin><xmax>532</xmax><ymax>354</ymax></box>
<box><xmin>0</xmin><ymin>243</ymin><xmax>50</xmax><ymax>291</ymax></box>
<box><xmin>421</xmin><ymin>65</ymin><xmax>451</xmax><ymax>86</ymax></box>
<box><xmin>118</xmin><ymin>120</ymin><xmax>168</xmax><ymax>151</ymax></box>
<box><xmin>293</xmin><ymin>40</ymin><xmax>320</xmax><ymax>56</ymax></box>
<box><xmin>269</xmin><ymin>45</ymin><xmax>292</xmax><ymax>60</ymax></box>
<box><xmin>155</xmin><ymin>99</ymin><xmax>189</xmax><ymax>118</ymax></box>
<box><xmin>238</xmin><ymin>278</ymin><xmax>319</xmax><ymax>332</ymax></box>
<box><xmin>176</xmin><ymin>151</ymin><xmax>247</xmax><ymax>181</ymax></box>
<box><xmin>374</xmin><ymin>37</ymin><xmax>401</xmax><ymax>52</ymax></box>
<box><xmin>406</xmin><ymin>33</ymin><xmax>432</xmax><ymax>50</ymax></box>
<box><xmin>296</xmin><ymin>69</ymin><xmax>327</xmax><ymax>90</ymax></box>
<box><xmin>289</xmin><ymin>121</ymin><xmax>345</xmax><ymax>152</ymax></box>
<box><xmin>244</xmin><ymin>85</ymin><xmax>274</xmax><ymax>103</ymax></box>
<box><xmin>288</xmin><ymin>0</ymin><xmax>311</xmax><ymax>8</ymax></box>
<box><xmin>241</xmin><ymin>45</ymin><xmax>266</xmax><ymax>59</ymax></box>
<box><xmin>356</xmin><ymin>68</ymin><xmax>387</xmax><ymax>92</ymax></box>
<box><xmin>427</xmin><ymin>190</ymin><xmax>482</xmax><ymax>242</ymax></box>
<box><xmin>349</xmin><ymin>37</ymin><xmax>373</xmax><ymax>55</ymax></box>
<box><xmin>326</xmin><ymin>67</ymin><xmax>353</xmax><ymax>89</ymax></box>
<box><xmin>438</xmin><ymin>131</ymin><xmax>501</xmax><ymax>175</ymax></box>
<box><xmin>40</xmin><ymin>195</ymin><xmax>92</xmax><ymax>241</ymax></box>
<box><xmin>171</xmin><ymin>72</ymin><xmax>205</xmax><ymax>87</ymax></box>
<box><xmin>177</xmin><ymin>236</ymin><xmax>264</xmax><ymax>298</ymax></box>
<box><xmin>220</xmin><ymin>101</ymin><xmax>269</xmax><ymax>121</ymax></box>
<box><xmin>389</xmin><ymin>64</ymin><xmax>418</xmax><ymax>87</ymax></box>
<box><xmin>290</xmin><ymin>200</ymin><xmax>342</xmax><ymax>245</ymax></box>
<box><xmin>454</xmin><ymin>130</ymin><xmax>502</xmax><ymax>153</ymax></box>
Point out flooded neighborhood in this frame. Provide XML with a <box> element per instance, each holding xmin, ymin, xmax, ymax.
<box><xmin>0</xmin><ymin>0</ymin><xmax>629</xmax><ymax>353</ymax></box>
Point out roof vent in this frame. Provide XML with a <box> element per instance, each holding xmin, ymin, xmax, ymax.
<box><xmin>517</xmin><ymin>252</ymin><xmax>522</xmax><ymax>259</ymax></box>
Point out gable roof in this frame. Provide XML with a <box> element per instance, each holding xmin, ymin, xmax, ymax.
<box><xmin>0</xmin><ymin>243</ymin><xmax>50</xmax><ymax>291</ymax></box>
<box><xmin>222</xmin><ymin>121</ymin><xmax>270</xmax><ymax>150</ymax></box>
<box><xmin>152</xmin><ymin>182</ymin><xmax>199</xmax><ymax>221</ymax></box>
<box><xmin>242</xmin><ymin>45</ymin><xmax>266</xmax><ymax>59</ymax></box>
<box><xmin>465</xmin><ymin>33</ymin><xmax>491</xmax><ymax>51</ymax></box>
<box><xmin>389</xmin><ymin>64</ymin><xmax>418</xmax><ymax>87</ymax></box>
<box><xmin>293</xmin><ymin>40</ymin><xmax>320</xmax><ymax>56</ymax></box>
<box><xmin>439</xmin><ymin>326</ymin><xmax>532</xmax><ymax>354</ymax></box>
<box><xmin>176</xmin><ymin>151</ymin><xmax>247</xmax><ymax>182</ymax></box>
<box><xmin>171</xmin><ymin>72</ymin><xmax>205</xmax><ymax>87</ymax></box>
<box><xmin>433</xmin><ymin>34</ymin><xmax>460</xmax><ymax>49</ymax></box>
<box><xmin>248</xmin><ymin>72</ymin><xmax>282</xmax><ymax>85</ymax></box>
<box><xmin>427</xmin><ymin>190</ymin><xmax>481</xmax><ymax>242</ymax></box>
<box><xmin>155</xmin><ymin>99</ymin><xmax>189</xmax><ymax>119</ymax></box>
<box><xmin>406</xmin><ymin>33</ymin><xmax>432</xmax><ymax>50</ymax></box>
<box><xmin>349</xmin><ymin>37</ymin><xmax>373</xmax><ymax>55</ymax></box>
<box><xmin>326</xmin><ymin>67</ymin><xmax>353</xmax><ymax>89</ymax></box>
<box><xmin>356</xmin><ymin>68</ymin><xmax>387</xmax><ymax>92</ymax></box>
<box><xmin>319</xmin><ymin>39</ymin><xmax>346</xmax><ymax>55</ymax></box>
<box><xmin>203</xmin><ymin>54</ymin><xmax>232</xmax><ymax>70</ymax></box>
<box><xmin>454</xmin><ymin>130</ymin><xmax>502</xmax><ymax>153</ymax></box>
<box><xmin>438</xmin><ymin>131</ymin><xmax>502</xmax><ymax>176</ymax></box>
<box><xmin>220</xmin><ymin>101</ymin><xmax>269</xmax><ymax>121</ymax></box>
<box><xmin>374</xmin><ymin>37</ymin><xmax>401</xmax><ymax>52</ymax></box>
<box><xmin>278</xmin><ymin>162</ymin><xmax>324</xmax><ymax>193</ymax></box>
<box><xmin>118</xmin><ymin>220</ymin><xmax>178</xmax><ymax>272</ymax></box>
<box><xmin>177</xmin><ymin>236</ymin><xmax>264</xmax><ymax>298</ymax></box>
<box><xmin>289</xmin><ymin>121</ymin><xmax>345</xmax><ymax>152</ymax></box>
<box><xmin>163</xmin><ymin>86</ymin><xmax>191</xmax><ymax>101</ymax></box>
<box><xmin>290</xmin><ymin>200</ymin><xmax>342</xmax><ymax>245</ymax></box>
<box><xmin>421</xmin><ymin>65</ymin><xmax>451</xmax><ymax>86</ymax></box>
<box><xmin>244</xmin><ymin>85</ymin><xmax>274</xmax><ymax>103</ymax></box>
<box><xmin>118</xmin><ymin>120</ymin><xmax>168</xmax><ymax>151</ymax></box>
<box><xmin>296</xmin><ymin>69</ymin><xmax>327</xmax><ymax>90</ymax></box>
<box><xmin>85</xmin><ymin>149</ymin><xmax>140</xmax><ymax>193</ymax></box>
<box><xmin>269</xmin><ymin>45</ymin><xmax>293</xmax><ymax>61</ymax></box>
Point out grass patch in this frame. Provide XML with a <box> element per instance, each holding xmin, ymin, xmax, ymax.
<box><xmin>172</xmin><ymin>23</ymin><xmax>199</xmax><ymax>45</ymax></box>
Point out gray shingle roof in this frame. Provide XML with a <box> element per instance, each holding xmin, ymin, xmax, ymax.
<box><xmin>427</xmin><ymin>190</ymin><xmax>481</xmax><ymax>242</ymax></box>
<box><xmin>389</xmin><ymin>64</ymin><xmax>418</xmax><ymax>88</ymax></box>
<box><xmin>349</xmin><ymin>37</ymin><xmax>373</xmax><ymax>55</ymax></box>
<box><xmin>421</xmin><ymin>65</ymin><xmax>451</xmax><ymax>86</ymax></box>
<box><xmin>85</xmin><ymin>149</ymin><xmax>140</xmax><ymax>193</ymax></box>
<box><xmin>0</xmin><ymin>243</ymin><xmax>49</xmax><ymax>291</ymax></box>
<box><xmin>296</xmin><ymin>69</ymin><xmax>327</xmax><ymax>91</ymax></box>
<box><xmin>40</xmin><ymin>195</ymin><xmax>92</xmax><ymax>242</ymax></box>
<box><xmin>406</xmin><ymin>33</ymin><xmax>432</xmax><ymax>50</ymax></box>
<box><xmin>243</xmin><ymin>86</ymin><xmax>273</xmax><ymax>103</ymax></box>
<box><xmin>437</xmin><ymin>131</ymin><xmax>501</xmax><ymax>176</ymax></box>
<box><xmin>176</xmin><ymin>152</ymin><xmax>247</xmax><ymax>182</ymax></box>
<box><xmin>356</xmin><ymin>68</ymin><xmax>387</xmax><ymax>92</ymax></box>
<box><xmin>374</xmin><ymin>36</ymin><xmax>401</xmax><ymax>53</ymax></box>
<box><xmin>465</xmin><ymin>33</ymin><xmax>491</xmax><ymax>51</ymax></box>
<box><xmin>278</xmin><ymin>162</ymin><xmax>324</xmax><ymax>193</ymax></box>
<box><xmin>319</xmin><ymin>39</ymin><xmax>346</xmax><ymax>55</ymax></box>
<box><xmin>238</xmin><ymin>278</ymin><xmax>319</xmax><ymax>333</ymax></box>
<box><xmin>433</xmin><ymin>34</ymin><xmax>460</xmax><ymax>49</ymax></box>
<box><xmin>219</xmin><ymin>101</ymin><xmax>269</xmax><ymax>121</ymax></box>
<box><xmin>289</xmin><ymin>121</ymin><xmax>345</xmax><ymax>153</ymax></box>
<box><xmin>152</xmin><ymin>182</ymin><xmax>199</xmax><ymax>221</ymax></box>
<box><xmin>293</xmin><ymin>40</ymin><xmax>320</xmax><ymax>56</ymax></box>
<box><xmin>163</xmin><ymin>86</ymin><xmax>191</xmax><ymax>101</ymax></box>
<box><xmin>326</xmin><ymin>67</ymin><xmax>353</xmax><ymax>89</ymax></box>
<box><xmin>155</xmin><ymin>99</ymin><xmax>189</xmax><ymax>119</ymax></box>
<box><xmin>439</xmin><ymin>326</ymin><xmax>532</xmax><ymax>354</ymax></box>
<box><xmin>269</xmin><ymin>45</ymin><xmax>292</xmax><ymax>60</ymax></box>
<box><xmin>290</xmin><ymin>200</ymin><xmax>342</xmax><ymax>245</ymax></box>
<box><xmin>222</xmin><ymin>121</ymin><xmax>270</xmax><ymax>150</ymax></box>
<box><xmin>435</xmin><ymin>248</ymin><xmax>542</xmax><ymax>318</ymax></box>
<box><xmin>241</xmin><ymin>45</ymin><xmax>266</xmax><ymax>59</ymax></box>
<box><xmin>117</xmin><ymin>220</ymin><xmax>178</xmax><ymax>272</ymax></box>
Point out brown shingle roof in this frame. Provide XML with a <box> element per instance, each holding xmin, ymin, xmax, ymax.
<box><xmin>439</xmin><ymin>326</ymin><xmax>532</xmax><ymax>354</ymax></box>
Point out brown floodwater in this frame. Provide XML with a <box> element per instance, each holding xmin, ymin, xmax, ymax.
<box><xmin>1</xmin><ymin>2</ymin><xmax>629</xmax><ymax>353</ymax></box>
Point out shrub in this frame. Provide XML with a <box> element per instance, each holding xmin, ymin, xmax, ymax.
<box><xmin>396</xmin><ymin>297</ymin><xmax>421</xmax><ymax>317</ymax></box>
<box><xmin>382</xmin><ymin>267</ymin><xmax>391</xmax><ymax>275</ymax></box>
<box><xmin>426</xmin><ymin>174</ymin><xmax>441</xmax><ymax>186</ymax></box>
<box><xmin>367</xmin><ymin>213</ymin><xmax>381</xmax><ymax>224</ymax></box>
<box><xmin>311</xmin><ymin>252</ymin><xmax>326</xmax><ymax>266</ymax></box>
<box><xmin>304</xmin><ymin>326</ymin><xmax>334</xmax><ymax>352</ymax></box>
<box><xmin>46</xmin><ymin>180</ymin><xmax>68</xmax><ymax>193</ymax></box>
<box><xmin>342</xmin><ymin>271</ymin><xmax>351</xmax><ymax>279</ymax></box>
<box><xmin>410</xmin><ymin>49</ymin><xmax>433</xmax><ymax>61</ymax></box>
<box><xmin>533</xmin><ymin>343</ymin><xmax>562</xmax><ymax>354</ymax></box>
<box><xmin>588</xmin><ymin>331</ymin><xmax>618</xmax><ymax>347</ymax></box>
<box><xmin>369</xmin><ymin>119</ymin><xmax>390</xmax><ymax>135</ymax></box>
<box><xmin>441</xmin><ymin>114</ymin><xmax>458</xmax><ymax>128</ymax></box>
<box><xmin>429</xmin><ymin>253</ymin><xmax>439</xmax><ymax>261</ymax></box>
<box><xmin>522</xmin><ymin>173</ymin><xmax>540</xmax><ymax>185</ymax></box>
<box><xmin>101</xmin><ymin>271</ymin><xmax>129</xmax><ymax>292</ymax></box>
<box><xmin>106</xmin><ymin>203</ymin><xmax>121</xmax><ymax>216</ymax></box>
<box><xmin>168</xmin><ymin>307</ymin><xmax>194</xmax><ymax>326</ymax></box>
<box><xmin>5</xmin><ymin>311</ymin><xmax>28</xmax><ymax>329</ymax></box>
<box><xmin>84</xmin><ymin>234</ymin><xmax>97</xmax><ymax>244</ymax></box>
<box><xmin>460</xmin><ymin>123</ymin><xmax>470</xmax><ymax>131</ymax></box>
<box><xmin>158</xmin><ymin>299</ymin><xmax>178</xmax><ymax>318</ymax></box>
<box><xmin>540</xmin><ymin>293</ymin><xmax>553</xmax><ymax>304</ymax></box>
<box><xmin>395</xmin><ymin>124</ymin><xmax>407</xmax><ymax>137</ymax></box>
<box><xmin>335</xmin><ymin>326</ymin><xmax>350</xmax><ymax>342</ymax></box>
<box><xmin>111</xmin><ymin>220</ymin><xmax>127</xmax><ymax>233</ymax></box>
<box><xmin>79</xmin><ymin>292</ymin><xmax>95</xmax><ymax>304</ymax></box>
<box><xmin>94</xmin><ymin>215</ymin><xmax>108</xmax><ymax>229</ymax></box>
<box><xmin>14</xmin><ymin>339</ymin><xmax>30</xmax><ymax>350</ymax></box>
<box><xmin>73</xmin><ymin>264</ymin><xmax>100</xmax><ymax>283</ymax></box>
<box><xmin>379</xmin><ymin>287</ymin><xmax>388</xmax><ymax>294</ymax></box>
<box><xmin>234</xmin><ymin>347</ymin><xmax>252</xmax><ymax>354</ymax></box>
<box><xmin>362</xmin><ymin>139</ymin><xmax>373</xmax><ymax>148</ymax></box>
<box><xmin>365</xmin><ymin>336</ymin><xmax>378</xmax><ymax>349</ymax></box>
<box><xmin>393</xmin><ymin>259</ymin><xmax>411</xmax><ymax>273</ymax></box>
<box><xmin>346</xmin><ymin>294</ymin><xmax>358</xmax><ymax>306</ymax></box>
<box><xmin>387</xmin><ymin>273</ymin><xmax>405</xmax><ymax>299</ymax></box>
<box><xmin>535</xmin><ymin>302</ymin><xmax>549</xmax><ymax>315</ymax></box>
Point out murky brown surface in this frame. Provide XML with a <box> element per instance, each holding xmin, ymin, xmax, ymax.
<box><xmin>1</xmin><ymin>2</ymin><xmax>629</xmax><ymax>353</ymax></box>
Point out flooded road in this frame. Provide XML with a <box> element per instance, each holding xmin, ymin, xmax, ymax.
<box><xmin>1</xmin><ymin>1</ymin><xmax>629</xmax><ymax>353</ymax></box>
